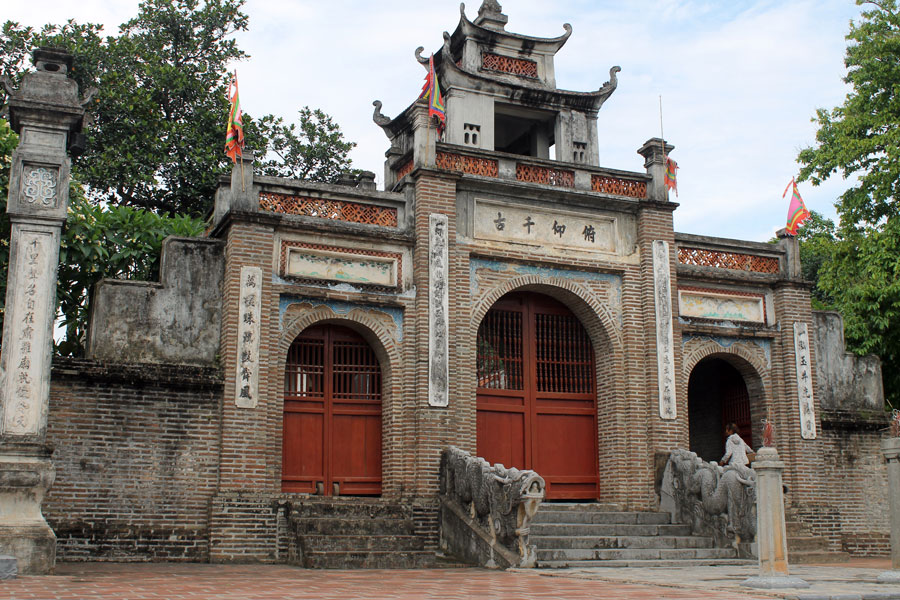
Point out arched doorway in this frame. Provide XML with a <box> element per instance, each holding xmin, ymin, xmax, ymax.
<box><xmin>282</xmin><ymin>324</ymin><xmax>382</xmax><ymax>496</ymax></box>
<box><xmin>476</xmin><ymin>291</ymin><xmax>599</xmax><ymax>500</ymax></box>
<box><xmin>687</xmin><ymin>357</ymin><xmax>754</xmax><ymax>463</ymax></box>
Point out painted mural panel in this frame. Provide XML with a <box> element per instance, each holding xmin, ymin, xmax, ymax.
<box><xmin>285</xmin><ymin>247</ymin><xmax>398</xmax><ymax>287</ymax></box>
<box><xmin>679</xmin><ymin>290</ymin><xmax>765</xmax><ymax>323</ymax></box>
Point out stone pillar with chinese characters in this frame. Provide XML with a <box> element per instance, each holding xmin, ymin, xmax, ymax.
<box><xmin>878</xmin><ymin>437</ymin><xmax>900</xmax><ymax>583</ymax></box>
<box><xmin>0</xmin><ymin>48</ymin><xmax>92</xmax><ymax>574</ymax></box>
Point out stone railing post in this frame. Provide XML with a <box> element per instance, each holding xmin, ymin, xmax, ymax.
<box><xmin>742</xmin><ymin>447</ymin><xmax>809</xmax><ymax>589</ymax></box>
<box><xmin>637</xmin><ymin>137</ymin><xmax>673</xmax><ymax>203</ymax></box>
<box><xmin>878</xmin><ymin>437</ymin><xmax>900</xmax><ymax>583</ymax></box>
<box><xmin>0</xmin><ymin>47</ymin><xmax>91</xmax><ymax>574</ymax></box>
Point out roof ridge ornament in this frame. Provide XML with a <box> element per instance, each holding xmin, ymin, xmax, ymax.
<box><xmin>473</xmin><ymin>0</ymin><xmax>508</xmax><ymax>31</ymax></box>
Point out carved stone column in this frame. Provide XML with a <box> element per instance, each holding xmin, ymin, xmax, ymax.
<box><xmin>0</xmin><ymin>48</ymin><xmax>91</xmax><ymax>574</ymax></box>
<box><xmin>878</xmin><ymin>437</ymin><xmax>900</xmax><ymax>583</ymax></box>
<box><xmin>742</xmin><ymin>447</ymin><xmax>809</xmax><ymax>589</ymax></box>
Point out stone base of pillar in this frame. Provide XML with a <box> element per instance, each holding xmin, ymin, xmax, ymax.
<box><xmin>877</xmin><ymin>570</ymin><xmax>900</xmax><ymax>584</ymax></box>
<box><xmin>741</xmin><ymin>575</ymin><xmax>810</xmax><ymax>589</ymax></box>
<box><xmin>0</xmin><ymin>447</ymin><xmax>56</xmax><ymax>574</ymax></box>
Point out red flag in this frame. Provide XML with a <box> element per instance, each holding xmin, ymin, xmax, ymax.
<box><xmin>224</xmin><ymin>71</ymin><xmax>244</xmax><ymax>163</ymax></box>
<box><xmin>664</xmin><ymin>157</ymin><xmax>678</xmax><ymax>196</ymax></box>
<box><xmin>783</xmin><ymin>178</ymin><xmax>810</xmax><ymax>235</ymax></box>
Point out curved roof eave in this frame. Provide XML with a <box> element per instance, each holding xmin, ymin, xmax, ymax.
<box><xmin>452</xmin><ymin>3</ymin><xmax>572</xmax><ymax>54</ymax></box>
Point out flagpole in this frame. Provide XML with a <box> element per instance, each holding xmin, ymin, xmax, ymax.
<box><xmin>659</xmin><ymin>95</ymin><xmax>666</xmax><ymax>161</ymax></box>
<box><xmin>240</xmin><ymin>155</ymin><xmax>245</xmax><ymax>193</ymax></box>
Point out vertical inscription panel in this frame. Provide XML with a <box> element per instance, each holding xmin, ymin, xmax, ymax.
<box><xmin>1</xmin><ymin>230</ymin><xmax>55</xmax><ymax>435</ymax></box>
<box><xmin>653</xmin><ymin>240</ymin><xmax>677</xmax><ymax>420</ymax></box>
<box><xmin>428</xmin><ymin>214</ymin><xmax>449</xmax><ymax>407</ymax></box>
<box><xmin>793</xmin><ymin>322</ymin><xmax>816</xmax><ymax>439</ymax></box>
<box><xmin>235</xmin><ymin>266</ymin><xmax>263</xmax><ymax>408</ymax></box>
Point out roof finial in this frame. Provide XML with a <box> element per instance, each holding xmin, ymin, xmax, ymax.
<box><xmin>475</xmin><ymin>0</ymin><xmax>508</xmax><ymax>31</ymax></box>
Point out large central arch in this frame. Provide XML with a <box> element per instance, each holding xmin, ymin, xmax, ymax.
<box><xmin>473</xmin><ymin>283</ymin><xmax>617</xmax><ymax>501</ymax></box>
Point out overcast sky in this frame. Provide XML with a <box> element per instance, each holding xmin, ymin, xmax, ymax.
<box><xmin>6</xmin><ymin>0</ymin><xmax>864</xmax><ymax>242</ymax></box>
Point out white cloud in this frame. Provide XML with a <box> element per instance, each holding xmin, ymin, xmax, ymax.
<box><xmin>6</xmin><ymin>0</ymin><xmax>862</xmax><ymax>240</ymax></box>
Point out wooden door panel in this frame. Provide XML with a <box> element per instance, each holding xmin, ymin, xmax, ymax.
<box><xmin>477</xmin><ymin>407</ymin><xmax>526</xmax><ymax>469</ymax></box>
<box><xmin>281</xmin><ymin>410</ymin><xmax>324</xmax><ymax>493</ymax></box>
<box><xmin>282</xmin><ymin>325</ymin><xmax>382</xmax><ymax>495</ymax></box>
<box><xmin>476</xmin><ymin>292</ymin><xmax>599</xmax><ymax>499</ymax></box>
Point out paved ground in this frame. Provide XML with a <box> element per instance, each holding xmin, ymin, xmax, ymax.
<box><xmin>0</xmin><ymin>560</ymin><xmax>896</xmax><ymax>600</ymax></box>
<box><xmin>527</xmin><ymin>559</ymin><xmax>900</xmax><ymax>600</ymax></box>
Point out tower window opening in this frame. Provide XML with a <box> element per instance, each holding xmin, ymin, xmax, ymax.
<box><xmin>494</xmin><ymin>104</ymin><xmax>556</xmax><ymax>159</ymax></box>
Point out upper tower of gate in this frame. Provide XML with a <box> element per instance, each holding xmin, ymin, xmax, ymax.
<box><xmin>373</xmin><ymin>1</ymin><xmax>622</xmax><ymax>182</ymax></box>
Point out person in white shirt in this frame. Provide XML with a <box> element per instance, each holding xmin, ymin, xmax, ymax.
<box><xmin>720</xmin><ymin>422</ymin><xmax>752</xmax><ymax>470</ymax></box>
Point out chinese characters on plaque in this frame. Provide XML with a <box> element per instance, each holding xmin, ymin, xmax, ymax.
<box><xmin>234</xmin><ymin>266</ymin><xmax>262</xmax><ymax>408</ymax></box>
<box><xmin>793</xmin><ymin>322</ymin><xmax>817</xmax><ymax>439</ymax></box>
<box><xmin>428</xmin><ymin>214</ymin><xmax>449</xmax><ymax>407</ymax></box>
<box><xmin>653</xmin><ymin>240</ymin><xmax>677</xmax><ymax>420</ymax></box>
<box><xmin>473</xmin><ymin>200</ymin><xmax>616</xmax><ymax>254</ymax></box>
<box><xmin>2</xmin><ymin>232</ymin><xmax>51</xmax><ymax>435</ymax></box>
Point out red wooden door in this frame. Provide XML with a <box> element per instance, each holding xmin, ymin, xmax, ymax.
<box><xmin>282</xmin><ymin>324</ymin><xmax>382</xmax><ymax>495</ymax></box>
<box><xmin>476</xmin><ymin>293</ymin><xmax>599</xmax><ymax>500</ymax></box>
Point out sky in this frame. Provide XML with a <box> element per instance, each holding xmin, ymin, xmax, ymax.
<box><xmin>5</xmin><ymin>0</ymin><xmax>865</xmax><ymax>242</ymax></box>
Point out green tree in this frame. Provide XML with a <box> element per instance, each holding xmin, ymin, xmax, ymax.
<box><xmin>246</xmin><ymin>108</ymin><xmax>357</xmax><ymax>182</ymax></box>
<box><xmin>2</xmin><ymin>1</ymin><xmax>358</xmax><ymax>217</ymax></box>
<box><xmin>794</xmin><ymin>211</ymin><xmax>839</xmax><ymax>310</ymax></box>
<box><xmin>0</xmin><ymin>2</ymin><xmax>358</xmax><ymax>354</ymax></box>
<box><xmin>797</xmin><ymin>0</ymin><xmax>900</xmax><ymax>408</ymax></box>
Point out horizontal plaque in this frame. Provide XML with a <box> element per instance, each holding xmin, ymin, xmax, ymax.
<box><xmin>284</xmin><ymin>245</ymin><xmax>399</xmax><ymax>287</ymax></box>
<box><xmin>678</xmin><ymin>290</ymin><xmax>764</xmax><ymax>323</ymax></box>
<box><xmin>474</xmin><ymin>199</ymin><xmax>616</xmax><ymax>253</ymax></box>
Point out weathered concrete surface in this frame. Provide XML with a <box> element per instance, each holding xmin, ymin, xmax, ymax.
<box><xmin>0</xmin><ymin>555</ymin><xmax>16</xmax><ymax>579</ymax></box>
<box><xmin>814</xmin><ymin>311</ymin><xmax>883</xmax><ymax>411</ymax></box>
<box><xmin>87</xmin><ymin>237</ymin><xmax>224</xmax><ymax>365</ymax></box>
<box><xmin>0</xmin><ymin>448</ymin><xmax>56</xmax><ymax>574</ymax></box>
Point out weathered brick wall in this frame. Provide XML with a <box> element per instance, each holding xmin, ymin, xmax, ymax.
<box><xmin>45</xmin><ymin>358</ymin><xmax>222</xmax><ymax>561</ymax></box>
<box><xmin>793</xmin><ymin>413</ymin><xmax>890</xmax><ymax>556</ymax></box>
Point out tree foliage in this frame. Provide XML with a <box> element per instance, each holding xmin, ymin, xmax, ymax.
<box><xmin>0</xmin><ymin>1</ymin><xmax>359</xmax><ymax>355</ymax></box>
<box><xmin>1</xmin><ymin>0</ymin><xmax>357</xmax><ymax>217</ymax></box>
<box><xmin>797</xmin><ymin>0</ymin><xmax>900</xmax><ymax>408</ymax></box>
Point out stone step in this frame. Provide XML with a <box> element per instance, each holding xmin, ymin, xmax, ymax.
<box><xmin>530</xmin><ymin>523</ymin><xmax>693</xmax><ymax>537</ymax></box>
<box><xmin>300</xmin><ymin>550</ymin><xmax>439</xmax><ymax>569</ymax></box>
<box><xmin>787</xmin><ymin>535</ymin><xmax>829</xmax><ymax>552</ymax></box>
<box><xmin>789</xmin><ymin>550</ymin><xmax>851</xmax><ymax>564</ymax></box>
<box><xmin>293</xmin><ymin>517</ymin><xmax>415</xmax><ymax>536</ymax></box>
<box><xmin>291</xmin><ymin>501</ymin><xmax>410</xmax><ymax>520</ymax></box>
<box><xmin>535</xmin><ymin>547</ymin><xmax>738</xmax><ymax>562</ymax></box>
<box><xmin>533</xmin><ymin>511</ymin><xmax>671</xmax><ymax>525</ymax></box>
<box><xmin>538</xmin><ymin>502</ymin><xmax>623</xmax><ymax>512</ymax></box>
<box><xmin>299</xmin><ymin>534</ymin><xmax>425</xmax><ymax>553</ymax></box>
<box><xmin>537</xmin><ymin>558</ymin><xmax>754</xmax><ymax>569</ymax></box>
<box><xmin>531</xmin><ymin>535</ymin><xmax>717</xmax><ymax>550</ymax></box>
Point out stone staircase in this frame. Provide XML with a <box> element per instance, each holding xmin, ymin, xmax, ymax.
<box><xmin>532</xmin><ymin>503</ymin><xmax>754</xmax><ymax>568</ymax></box>
<box><xmin>288</xmin><ymin>499</ymin><xmax>451</xmax><ymax>569</ymax></box>
<box><xmin>786</xmin><ymin>518</ymin><xmax>850</xmax><ymax>564</ymax></box>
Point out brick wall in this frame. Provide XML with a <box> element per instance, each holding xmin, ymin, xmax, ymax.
<box><xmin>792</xmin><ymin>413</ymin><xmax>890</xmax><ymax>556</ymax></box>
<box><xmin>45</xmin><ymin>358</ymin><xmax>222</xmax><ymax>561</ymax></box>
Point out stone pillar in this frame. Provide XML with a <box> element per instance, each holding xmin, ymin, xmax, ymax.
<box><xmin>776</xmin><ymin>228</ymin><xmax>802</xmax><ymax>279</ymax></box>
<box><xmin>877</xmin><ymin>437</ymin><xmax>900</xmax><ymax>583</ymax></box>
<box><xmin>637</xmin><ymin>138</ymin><xmax>673</xmax><ymax>203</ymax></box>
<box><xmin>0</xmin><ymin>48</ymin><xmax>91</xmax><ymax>574</ymax></box>
<box><xmin>742</xmin><ymin>447</ymin><xmax>809</xmax><ymax>589</ymax></box>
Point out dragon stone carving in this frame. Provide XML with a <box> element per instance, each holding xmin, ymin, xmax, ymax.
<box><xmin>660</xmin><ymin>448</ymin><xmax>757</xmax><ymax>552</ymax></box>
<box><xmin>439</xmin><ymin>446</ymin><xmax>545</xmax><ymax>568</ymax></box>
